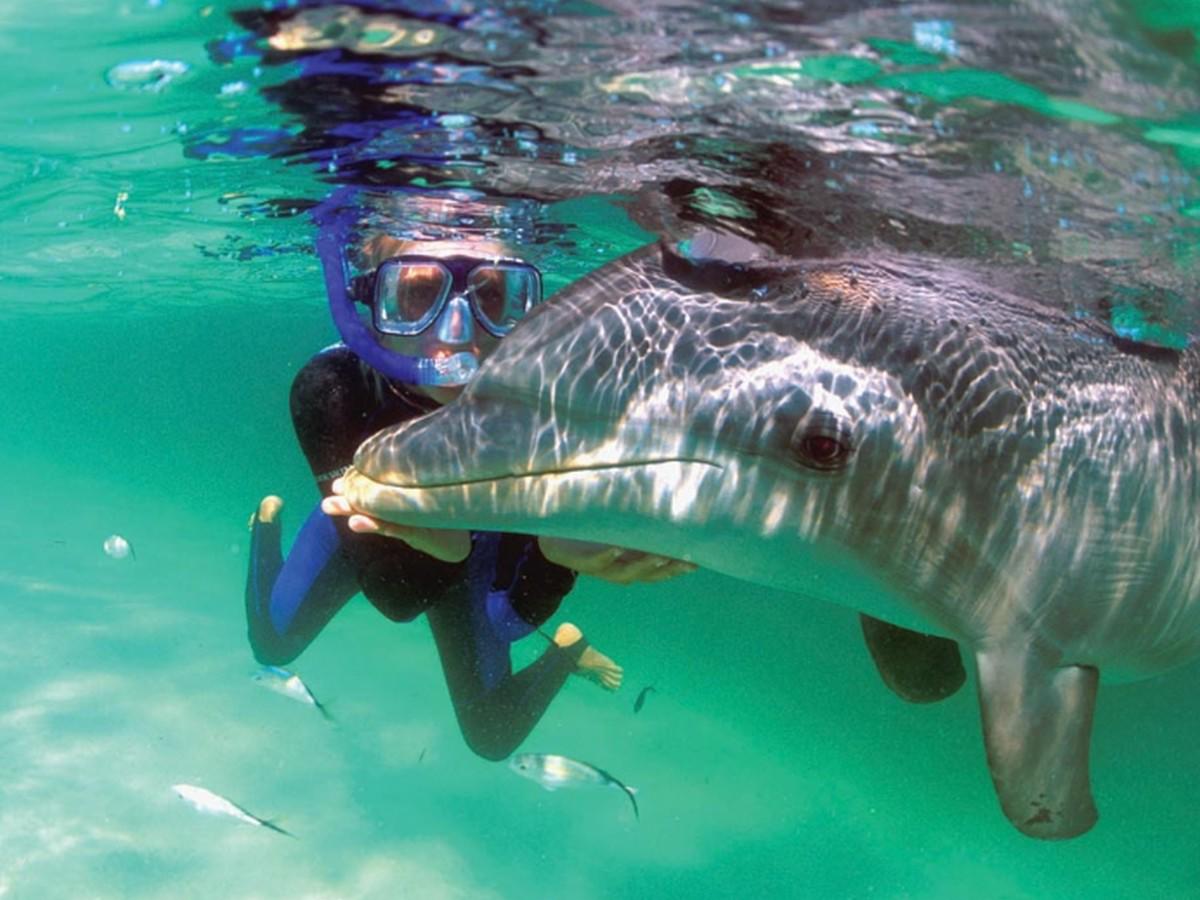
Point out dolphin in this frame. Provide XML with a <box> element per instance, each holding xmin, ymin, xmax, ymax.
<box><xmin>338</xmin><ymin>234</ymin><xmax>1200</xmax><ymax>840</ymax></box>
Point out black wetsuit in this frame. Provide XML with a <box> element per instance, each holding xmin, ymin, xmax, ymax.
<box><xmin>246</xmin><ymin>345</ymin><xmax>583</xmax><ymax>760</ymax></box>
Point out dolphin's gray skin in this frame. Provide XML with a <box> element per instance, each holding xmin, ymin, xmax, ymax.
<box><xmin>340</xmin><ymin>237</ymin><xmax>1200</xmax><ymax>839</ymax></box>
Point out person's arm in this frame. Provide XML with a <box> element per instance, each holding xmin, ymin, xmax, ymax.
<box><xmin>290</xmin><ymin>348</ymin><xmax>470</xmax><ymax>618</ymax></box>
<box><xmin>245</xmin><ymin>349</ymin><xmax>453</xmax><ymax>664</ymax></box>
<box><xmin>246</xmin><ymin>500</ymin><xmax>358</xmax><ymax>666</ymax></box>
<box><xmin>426</xmin><ymin>588</ymin><xmax>587</xmax><ymax>762</ymax></box>
<box><xmin>243</xmin><ymin>348</ymin><xmax>372</xmax><ymax>665</ymax></box>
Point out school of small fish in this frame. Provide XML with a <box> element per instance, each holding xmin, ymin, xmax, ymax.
<box><xmin>171</xmin><ymin>612</ymin><xmax>639</xmax><ymax>837</ymax></box>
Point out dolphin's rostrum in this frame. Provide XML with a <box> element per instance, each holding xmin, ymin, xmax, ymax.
<box><xmin>341</xmin><ymin>236</ymin><xmax>1200</xmax><ymax>840</ymax></box>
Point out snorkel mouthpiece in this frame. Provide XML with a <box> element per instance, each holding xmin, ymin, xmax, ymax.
<box><xmin>429</xmin><ymin>350</ymin><xmax>480</xmax><ymax>385</ymax></box>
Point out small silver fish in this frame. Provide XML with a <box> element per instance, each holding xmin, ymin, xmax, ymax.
<box><xmin>509</xmin><ymin>753</ymin><xmax>639</xmax><ymax>820</ymax></box>
<box><xmin>172</xmin><ymin>783</ymin><xmax>292</xmax><ymax>836</ymax></box>
<box><xmin>252</xmin><ymin>665</ymin><xmax>332</xmax><ymax>720</ymax></box>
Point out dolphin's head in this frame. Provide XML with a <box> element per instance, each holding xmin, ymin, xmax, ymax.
<box><xmin>344</xmin><ymin>236</ymin><xmax>1036</xmax><ymax>619</ymax></box>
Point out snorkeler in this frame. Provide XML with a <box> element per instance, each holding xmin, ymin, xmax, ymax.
<box><xmin>246</xmin><ymin>211</ymin><xmax>693</xmax><ymax>760</ymax></box>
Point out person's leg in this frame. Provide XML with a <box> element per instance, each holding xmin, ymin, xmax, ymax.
<box><xmin>424</xmin><ymin>594</ymin><xmax>565</xmax><ymax>760</ymax></box>
<box><xmin>246</xmin><ymin>497</ymin><xmax>359</xmax><ymax>665</ymax></box>
<box><xmin>427</xmin><ymin>592</ymin><xmax>621</xmax><ymax>761</ymax></box>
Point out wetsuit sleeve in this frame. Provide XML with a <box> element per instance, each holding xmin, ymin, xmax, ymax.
<box><xmin>244</xmin><ymin>349</ymin><xmax>463</xmax><ymax>667</ymax></box>
<box><xmin>245</xmin><ymin>503</ymin><xmax>357</xmax><ymax>666</ymax></box>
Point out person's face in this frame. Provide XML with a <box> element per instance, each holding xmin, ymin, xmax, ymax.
<box><xmin>362</xmin><ymin>236</ymin><xmax>510</xmax><ymax>405</ymax></box>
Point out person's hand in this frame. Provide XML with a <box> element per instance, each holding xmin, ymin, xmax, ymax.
<box><xmin>538</xmin><ymin>537</ymin><xmax>696</xmax><ymax>584</ymax></box>
<box><xmin>321</xmin><ymin>478</ymin><xmax>471</xmax><ymax>563</ymax></box>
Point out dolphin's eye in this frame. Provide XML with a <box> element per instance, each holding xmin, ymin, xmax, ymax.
<box><xmin>792</xmin><ymin>426</ymin><xmax>853</xmax><ymax>471</ymax></box>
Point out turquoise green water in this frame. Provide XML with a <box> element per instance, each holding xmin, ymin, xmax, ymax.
<box><xmin>3</xmin><ymin>1</ymin><xmax>1200</xmax><ymax>897</ymax></box>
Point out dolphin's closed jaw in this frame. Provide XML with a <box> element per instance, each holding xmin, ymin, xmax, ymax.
<box><xmin>347</xmin><ymin>406</ymin><xmax>735</xmax><ymax>564</ymax></box>
<box><xmin>345</xmin><ymin>239</ymin><xmax>1200</xmax><ymax>839</ymax></box>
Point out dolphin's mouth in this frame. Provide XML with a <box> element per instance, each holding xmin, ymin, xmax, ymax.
<box><xmin>355</xmin><ymin>456</ymin><xmax>724</xmax><ymax>490</ymax></box>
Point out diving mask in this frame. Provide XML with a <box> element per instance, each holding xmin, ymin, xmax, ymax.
<box><xmin>354</xmin><ymin>255</ymin><xmax>542</xmax><ymax>338</ymax></box>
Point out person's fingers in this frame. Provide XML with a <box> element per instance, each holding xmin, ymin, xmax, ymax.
<box><xmin>321</xmin><ymin>495</ymin><xmax>354</xmax><ymax>517</ymax></box>
<box><xmin>330</xmin><ymin>477</ymin><xmax>345</xmax><ymax>494</ymax></box>
<box><xmin>539</xmin><ymin>537</ymin><xmax>617</xmax><ymax>570</ymax></box>
<box><xmin>581</xmin><ymin>545</ymin><xmax>626</xmax><ymax>570</ymax></box>
<box><xmin>603</xmin><ymin>553</ymin><xmax>698</xmax><ymax>584</ymax></box>
<box><xmin>347</xmin><ymin>514</ymin><xmax>380</xmax><ymax>533</ymax></box>
<box><xmin>571</xmin><ymin>548</ymin><xmax>640</xmax><ymax>583</ymax></box>
<box><xmin>550</xmin><ymin>538</ymin><xmax>616</xmax><ymax>559</ymax></box>
<box><xmin>624</xmin><ymin>555</ymin><xmax>673</xmax><ymax>581</ymax></box>
<box><xmin>542</xmin><ymin>538</ymin><xmax>698</xmax><ymax>582</ymax></box>
<box><xmin>637</xmin><ymin>559</ymin><xmax>698</xmax><ymax>583</ymax></box>
<box><xmin>590</xmin><ymin>556</ymin><xmax>661</xmax><ymax>584</ymax></box>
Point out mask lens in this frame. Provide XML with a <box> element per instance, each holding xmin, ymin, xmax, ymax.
<box><xmin>375</xmin><ymin>261</ymin><xmax>450</xmax><ymax>334</ymax></box>
<box><xmin>469</xmin><ymin>264</ymin><xmax>540</xmax><ymax>335</ymax></box>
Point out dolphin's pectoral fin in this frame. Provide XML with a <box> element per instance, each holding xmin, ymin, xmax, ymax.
<box><xmin>975</xmin><ymin>644</ymin><xmax>1099</xmax><ymax>839</ymax></box>
<box><xmin>859</xmin><ymin>614</ymin><xmax>965</xmax><ymax>703</ymax></box>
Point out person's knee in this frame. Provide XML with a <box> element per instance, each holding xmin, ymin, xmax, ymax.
<box><xmin>459</xmin><ymin>723</ymin><xmax>515</xmax><ymax>762</ymax></box>
<box><xmin>248</xmin><ymin>631</ymin><xmax>299</xmax><ymax>668</ymax></box>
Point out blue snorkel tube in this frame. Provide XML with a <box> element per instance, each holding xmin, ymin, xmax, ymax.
<box><xmin>311</xmin><ymin>186</ymin><xmax>441</xmax><ymax>385</ymax></box>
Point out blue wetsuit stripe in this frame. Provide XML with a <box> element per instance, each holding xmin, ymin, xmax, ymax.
<box><xmin>484</xmin><ymin>539</ymin><xmax>539</xmax><ymax>645</ymax></box>
<box><xmin>486</xmin><ymin>590</ymin><xmax>535</xmax><ymax>645</ymax></box>
<box><xmin>467</xmin><ymin>533</ymin><xmax>511</xmax><ymax>692</ymax></box>
<box><xmin>247</xmin><ymin>512</ymin><xmax>282</xmax><ymax>628</ymax></box>
<box><xmin>268</xmin><ymin>506</ymin><xmax>343</xmax><ymax>635</ymax></box>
